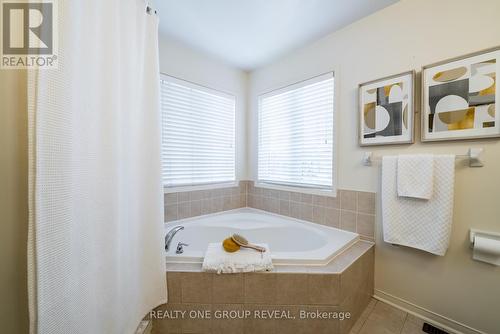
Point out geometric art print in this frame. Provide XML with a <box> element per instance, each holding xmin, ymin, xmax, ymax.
<box><xmin>422</xmin><ymin>48</ymin><xmax>500</xmax><ymax>141</ymax></box>
<box><xmin>359</xmin><ymin>71</ymin><xmax>415</xmax><ymax>146</ymax></box>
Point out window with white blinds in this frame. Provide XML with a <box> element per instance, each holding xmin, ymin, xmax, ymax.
<box><xmin>258</xmin><ymin>73</ymin><xmax>335</xmax><ymax>190</ymax></box>
<box><xmin>160</xmin><ymin>74</ymin><xmax>236</xmax><ymax>188</ymax></box>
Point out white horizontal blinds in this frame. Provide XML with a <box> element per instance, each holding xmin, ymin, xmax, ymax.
<box><xmin>160</xmin><ymin>75</ymin><xmax>236</xmax><ymax>187</ymax></box>
<box><xmin>258</xmin><ymin>73</ymin><xmax>334</xmax><ymax>189</ymax></box>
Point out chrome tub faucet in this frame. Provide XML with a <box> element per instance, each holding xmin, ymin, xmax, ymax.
<box><xmin>165</xmin><ymin>226</ymin><xmax>184</xmax><ymax>251</ymax></box>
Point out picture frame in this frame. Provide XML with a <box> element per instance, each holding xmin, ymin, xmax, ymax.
<box><xmin>358</xmin><ymin>70</ymin><xmax>415</xmax><ymax>146</ymax></box>
<box><xmin>421</xmin><ymin>46</ymin><xmax>500</xmax><ymax>142</ymax></box>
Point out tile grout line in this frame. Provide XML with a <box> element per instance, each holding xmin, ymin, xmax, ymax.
<box><xmin>400</xmin><ymin>312</ymin><xmax>409</xmax><ymax>334</ymax></box>
<box><xmin>357</xmin><ymin>299</ymin><xmax>378</xmax><ymax>334</ymax></box>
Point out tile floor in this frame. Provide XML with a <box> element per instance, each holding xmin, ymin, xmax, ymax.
<box><xmin>350</xmin><ymin>298</ymin><xmax>445</xmax><ymax>334</ymax></box>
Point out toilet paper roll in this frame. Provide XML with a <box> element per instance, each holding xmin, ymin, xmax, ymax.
<box><xmin>473</xmin><ymin>235</ymin><xmax>500</xmax><ymax>266</ymax></box>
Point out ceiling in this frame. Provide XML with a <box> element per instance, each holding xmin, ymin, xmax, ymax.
<box><xmin>152</xmin><ymin>0</ymin><xmax>399</xmax><ymax>71</ymax></box>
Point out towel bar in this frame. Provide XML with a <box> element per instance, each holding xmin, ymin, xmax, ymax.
<box><xmin>362</xmin><ymin>148</ymin><xmax>483</xmax><ymax>167</ymax></box>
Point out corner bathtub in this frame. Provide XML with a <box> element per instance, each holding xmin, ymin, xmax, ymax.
<box><xmin>164</xmin><ymin>208</ymin><xmax>359</xmax><ymax>266</ymax></box>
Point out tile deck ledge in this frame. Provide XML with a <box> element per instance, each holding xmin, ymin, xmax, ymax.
<box><xmin>165</xmin><ymin>239</ymin><xmax>374</xmax><ymax>274</ymax></box>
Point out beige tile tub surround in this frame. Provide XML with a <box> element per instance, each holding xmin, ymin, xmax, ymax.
<box><xmin>152</xmin><ymin>242</ymin><xmax>374</xmax><ymax>334</ymax></box>
<box><xmin>164</xmin><ymin>181</ymin><xmax>375</xmax><ymax>240</ymax></box>
<box><xmin>164</xmin><ymin>181</ymin><xmax>249</xmax><ymax>221</ymax></box>
<box><xmin>247</xmin><ymin>182</ymin><xmax>376</xmax><ymax>240</ymax></box>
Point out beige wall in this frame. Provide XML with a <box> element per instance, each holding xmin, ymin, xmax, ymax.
<box><xmin>248</xmin><ymin>0</ymin><xmax>500</xmax><ymax>332</ymax></box>
<box><xmin>0</xmin><ymin>70</ymin><xmax>29</xmax><ymax>333</ymax></box>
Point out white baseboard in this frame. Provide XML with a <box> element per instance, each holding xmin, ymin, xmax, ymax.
<box><xmin>374</xmin><ymin>289</ymin><xmax>487</xmax><ymax>334</ymax></box>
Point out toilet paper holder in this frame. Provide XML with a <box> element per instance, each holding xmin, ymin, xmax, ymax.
<box><xmin>469</xmin><ymin>229</ymin><xmax>500</xmax><ymax>266</ymax></box>
<box><xmin>469</xmin><ymin>229</ymin><xmax>500</xmax><ymax>246</ymax></box>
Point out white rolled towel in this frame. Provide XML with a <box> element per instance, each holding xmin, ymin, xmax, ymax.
<box><xmin>202</xmin><ymin>243</ymin><xmax>273</xmax><ymax>274</ymax></box>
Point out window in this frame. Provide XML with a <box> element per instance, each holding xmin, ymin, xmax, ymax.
<box><xmin>257</xmin><ymin>73</ymin><xmax>335</xmax><ymax>192</ymax></box>
<box><xmin>160</xmin><ymin>74</ymin><xmax>236</xmax><ymax>189</ymax></box>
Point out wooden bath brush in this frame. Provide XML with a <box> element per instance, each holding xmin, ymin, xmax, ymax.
<box><xmin>231</xmin><ymin>234</ymin><xmax>266</xmax><ymax>252</ymax></box>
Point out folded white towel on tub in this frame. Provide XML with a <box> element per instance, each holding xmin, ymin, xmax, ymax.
<box><xmin>382</xmin><ymin>155</ymin><xmax>455</xmax><ymax>256</ymax></box>
<box><xmin>397</xmin><ymin>154</ymin><xmax>434</xmax><ymax>200</ymax></box>
<box><xmin>202</xmin><ymin>243</ymin><xmax>273</xmax><ymax>274</ymax></box>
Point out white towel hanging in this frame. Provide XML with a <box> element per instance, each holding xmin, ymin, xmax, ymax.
<box><xmin>397</xmin><ymin>154</ymin><xmax>434</xmax><ymax>200</ymax></box>
<box><xmin>382</xmin><ymin>155</ymin><xmax>455</xmax><ymax>256</ymax></box>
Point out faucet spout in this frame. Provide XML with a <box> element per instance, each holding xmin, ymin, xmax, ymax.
<box><xmin>165</xmin><ymin>226</ymin><xmax>184</xmax><ymax>251</ymax></box>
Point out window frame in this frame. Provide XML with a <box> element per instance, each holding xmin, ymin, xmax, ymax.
<box><xmin>160</xmin><ymin>73</ymin><xmax>238</xmax><ymax>193</ymax></box>
<box><xmin>255</xmin><ymin>72</ymin><xmax>337</xmax><ymax>197</ymax></box>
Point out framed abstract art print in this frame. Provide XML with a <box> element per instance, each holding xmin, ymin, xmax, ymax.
<box><xmin>358</xmin><ymin>71</ymin><xmax>415</xmax><ymax>146</ymax></box>
<box><xmin>421</xmin><ymin>47</ymin><xmax>500</xmax><ymax>142</ymax></box>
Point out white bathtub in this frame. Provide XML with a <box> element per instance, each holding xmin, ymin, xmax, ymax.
<box><xmin>164</xmin><ymin>208</ymin><xmax>359</xmax><ymax>266</ymax></box>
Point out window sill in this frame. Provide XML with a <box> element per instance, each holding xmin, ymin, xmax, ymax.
<box><xmin>254</xmin><ymin>182</ymin><xmax>337</xmax><ymax>198</ymax></box>
<box><xmin>164</xmin><ymin>181</ymin><xmax>238</xmax><ymax>194</ymax></box>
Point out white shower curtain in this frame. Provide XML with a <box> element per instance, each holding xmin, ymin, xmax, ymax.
<box><xmin>27</xmin><ymin>1</ymin><xmax>166</xmax><ymax>333</ymax></box>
